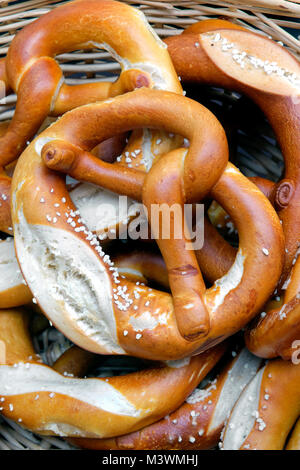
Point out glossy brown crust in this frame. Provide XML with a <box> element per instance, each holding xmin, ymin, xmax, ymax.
<box><xmin>37</xmin><ymin>88</ymin><xmax>229</xmax><ymax>344</ymax></box>
<box><xmin>92</xmin><ymin>133</ymin><xmax>128</xmax><ymax>164</ymax></box>
<box><xmin>0</xmin><ymin>282</ymin><xmax>32</xmax><ymax>310</ymax></box>
<box><xmin>0</xmin><ymin>309</ymin><xmax>37</xmax><ymax>364</ymax></box>
<box><xmin>182</xmin><ymin>19</ymin><xmax>246</xmax><ymax>35</ymax></box>
<box><xmin>13</xmin><ymin>88</ymin><xmax>284</xmax><ymax>359</ymax></box>
<box><xmin>286</xmin><ymin>417</ymin><xmax>300</xmax><ymax>450</ymax></box>
<box><xmin>0</xmin><ymin>58</ymin><xmax>9</xmax><ymax>93</ymax></box>
<box><xmin>246</xmin><ymin>255</ymin><xmax>300</xmax><ymax>360</ymax></box>
<box><xmin>114</xmin><ymin>250</ymin><xmax>170</xmax><ymax>289</ymax></box>
<box><xmin>0</xmin><ymin>122</ymin><xmax>12</xmax><ymax>234</ymax></box>
<box><xmin>0</xmin><ymin>308</ymin><xmax>227</xmax><ymax>438</ymax></box>
<box><xmin>71</xmin><ymin>346</ymin><xmax>250</xmax><ymax>450</ymax></box>
<box><xmin>0</xmin><ymin>0</ymin><xmax>181</xmax><ymax>167</ymax></box>
<box><xmin>223</xmin><ymin>359</ymin><xmax>300</xmax><ymax>450</ymax></box>
<box><xmin>166</xmin><ymin>23</ymin><xmax>300</xmax><ymax>281</ymax></box>
<box><xmin>196</xmin><ymin>217</ymin><xmax>236</xmax><ymax>284</ymax></box>
<box><xmin>53</xmin><ymin>345</ymin><xmax>99</xmax><ymax>377</ymax></box>
<box><xmin>0</xmin><ymin>171</ymin><xmax>12</xmax><ymax>235</ymax></box>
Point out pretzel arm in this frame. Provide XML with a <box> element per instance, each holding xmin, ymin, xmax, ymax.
<box><xmin>196</xmin><ymin>217</ymin><xmax>236</xmax><ymax>284</ymax></box>
<box><xmin>0</xmin><ymin>308</ymin><xmax>226</xmax><ymax>439</ymax></box>
<box><xmin>52</xmin><ymin>69</ymin><xmax>152</xmax><ymax>116</ymax></box>
<box><xmin>43</xmin><ymin>140</ymin><xmax>145</xmax><ymax>201</ymax></box>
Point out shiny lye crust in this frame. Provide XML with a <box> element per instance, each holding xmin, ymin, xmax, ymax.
<box><xmin>0</xmin><ymin>308</ymin><xmax>225</xmax><ymax>438</ymax></box>
<box><xmin>2</xmin><ymin>0</ymin><xmax>181</xmax><ymax>166</ymax></box>
<box><xmin>0</xmin><ymin>0</ymin><xmax>182</xmax><ymax>236</ymax></box>
<box><xmin>11</xmin><ymin>88</ymin><xmax>284</xmax><ymax>359</ymax></box>
<box><xmin>222</xmin><ymin>358</ymin><xmax>300</xmax><ymax>450</ymax></box>
<box><xmin>166</xmin><ymin>22</ymin><xmax>300</xmax><ymax>281</ymax></box>
<box><xmin>166</xmin><ymin>19</ymin><xmax>300</xmax><ymax>361</ymax></box>
<box><xmin>71</xmin><ymin>348</ymin><xmax>262</xmax><ymax>450</ymax></box>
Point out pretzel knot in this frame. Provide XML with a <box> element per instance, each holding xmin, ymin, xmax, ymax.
<box><xmin>0</xmin><ymin>0</ymin><xmax>182</xmax><ymax>236</ymax></box>
<box><xmin>11</xmin><ymin>88</ymin><xmax>284</xmax><ymax>359</ymax></box>
<box><xmin>165</xmin><ymin>19</ymin><xmax>300</xmax><ymax>361</ymax></box>
<box><xmin>165</xmin><ymin>20</ymin><xmax>300</xmax><ymax>282</ymax></box>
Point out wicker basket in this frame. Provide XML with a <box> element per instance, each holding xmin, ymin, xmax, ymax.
<box><xmin>0</xmin><ymin>0</ymin><xmax>294</xmax><ymax>450</ymax></box>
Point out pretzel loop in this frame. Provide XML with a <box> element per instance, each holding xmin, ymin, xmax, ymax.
<box><xmin>11</xmin><ymin>88</ymin><xmax>284</xmax><ymax>358</ymax></box>
<box><xmin>0</xmin><ymin>308</ymin><xmax>225</xmax><ymax>438</ymax></box>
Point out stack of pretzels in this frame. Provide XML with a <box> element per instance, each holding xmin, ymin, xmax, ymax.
<box><xmin>0</xmin><ymin>0</ymin><xmax>299</xmax><ymax>451</ymax></box>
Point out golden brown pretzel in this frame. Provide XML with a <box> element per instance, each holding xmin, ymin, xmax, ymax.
<box><xmin>222</xmin><ymin>357</ymin><xmax>300</xmax><ymax>450</ymax></box>
<box><xmin>165</xmin><ymin>21</ymin><xmax>300</xmax><ymax>282</ymax></box>
<box><xmin>2</xmin><ymin>0</ymin><xmax>181</xmax><ymax>166</ymax></box>
<box><xmin>12</xmin><ymin>88</ymin><xmax>284</xmax><ymax>359</ymax></box>
<box><xmin>71</xmin><ymin>347</ymin><xmax>262</xmax><ymax>450</ymax></box>
<box><xmin>0</xmin><ymin>308</ymin><xmax>225</xmax><ymax>439</ymax></box>
<box><xmin>0</xmin><ymin>0</ymin><xmax>182</xmax><ymax>239</ymax></box>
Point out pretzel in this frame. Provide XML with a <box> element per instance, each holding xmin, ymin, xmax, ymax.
<box><xmin>0</xmin><ymin>0</ymin><xmax>183</xmax><ymax>240</ymax></box>
<box><xmin>2</xmin><ymin>0</ymin><xmax>182</xmax><ymax>165</ymax></box>
<box><xmin>0</xmin><ymin>238</ymin><xmax>32</xmax><ymax>308</ymax></box>
<box><xmin>71</xmin><ymin>347</ymin><xmax>262</xmax><ymax>450</ymax></box>
<box><xmin>222</xmin><ymin>357</ymin><xmax>300</xmax><ymax>450</ymax></box>
<box><xmin>11</xmin><ymin>87</ymin><xmax>284</xmax><ymax>359</ymax></box>
<box><xmin>286</xmin><ymin>417</ymin><xmax>300</xmax><ymax>450</ymax></box>
<box><xmin>165</xmin><ymin>20</ymin><xmax>300</xmax><ymax>282</ymax></box>
<box><xmin>208</xmin><ymin>177</ymin><xmax>277</xmax><ymax>233</ymax></box>
<box><xmin>0</xmin><ymin>308</ymin><xmax>226</xmax><ymax>438</ymax></box>
<box><xmin>204</xmin><ymin>176</ymin><xmax>300</xmax><ymax>361</ymax></box>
